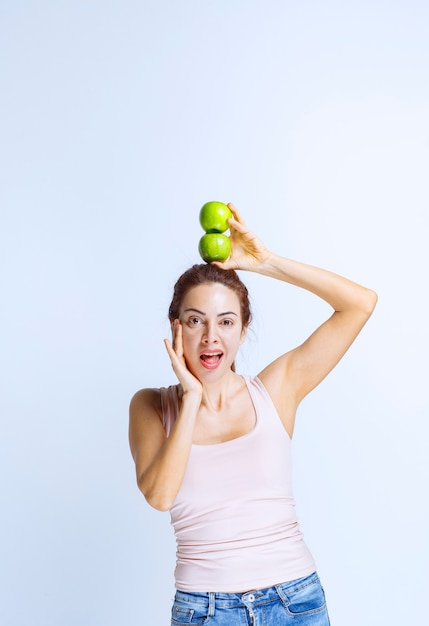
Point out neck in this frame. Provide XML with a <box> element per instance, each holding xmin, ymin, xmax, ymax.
<box><xmin>200</xmin><ymin>370</ymin><xmax>241</xmax><ymax>412</ymax></box>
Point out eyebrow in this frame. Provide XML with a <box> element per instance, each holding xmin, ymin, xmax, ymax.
<box><xmin>183</xmin><ymin>308</ymin><xmax>238</xmax><ymax>317</ymax></box>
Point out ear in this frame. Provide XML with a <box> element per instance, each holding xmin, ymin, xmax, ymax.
<box><xmin>239</xmin><ymin>325</ymin><xmax>248</xmax><ymax>345</ymax></box>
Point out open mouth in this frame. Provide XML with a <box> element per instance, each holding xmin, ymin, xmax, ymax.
<box><xmin>200</xmin><ymin>351</ymin><xmax>223</xmax><ymax>369</ymax></box>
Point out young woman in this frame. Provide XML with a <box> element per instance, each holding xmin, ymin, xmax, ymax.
<box><xmin>129</xmin><ymin>204</ymin><xmax>377</xmax><ymax>625</ymax></box>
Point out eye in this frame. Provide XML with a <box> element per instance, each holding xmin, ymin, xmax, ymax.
<box><xmin>221</xmin><ymin>319</ymin><xmax>234</xmax><ymax>326</ymax></box>
<box><xmin>187</xmin><ymin>316</ymin><xmax>203</xmax><ymax>326</ymax></box>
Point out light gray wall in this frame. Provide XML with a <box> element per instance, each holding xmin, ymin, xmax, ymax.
<box><xmin>1</xmin><ymin>2</ymin><xmax>428</xmax><ymax>624</ymax></box>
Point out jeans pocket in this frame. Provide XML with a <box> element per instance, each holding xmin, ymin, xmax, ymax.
<box><xmin>280</xmin><ymin>575</ymin><xmax>327</xmax><ymax>617</ymax></box>
<box><xmin>171</xmin><ymin>600</ymin><xmax>211</xmax><ymax>625</ymax></box>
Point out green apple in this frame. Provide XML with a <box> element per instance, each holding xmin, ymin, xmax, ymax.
<box><xmin>199</xmin><ymin>201</ymin><xmax>232</xmax><ymax>233</ymax></box>
<box><xmin>198</xmin><ymin>233</ymin><xmax>231</xmax><ymax>263</ymax></box>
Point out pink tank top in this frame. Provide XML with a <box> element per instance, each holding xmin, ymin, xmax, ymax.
<box><xmin>160</xmin><ymin>375</ymin><xmax>316</xmax><ymax>592</ymax></box>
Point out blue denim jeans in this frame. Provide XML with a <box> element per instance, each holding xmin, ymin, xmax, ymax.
<box><xmin>171</xmin><ymin>572</ymin><xmax>330</xmax><ymax>625</ymax></box>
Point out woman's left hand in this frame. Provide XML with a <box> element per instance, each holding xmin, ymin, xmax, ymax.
<box><xmin>212</xmin><ymin>203</ymin><xmax>270</xmax><ymax>272</ymax></box>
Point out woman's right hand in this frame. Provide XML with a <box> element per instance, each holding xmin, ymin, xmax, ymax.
<box><xmin>130</xmin><ymin>320</ymin><xmax>202</xmax><ymax>511</ymax></box>
<box><xmin>164</xmin><ymin>320</ymin><xmax>203</xmax><ymax>397</ymax></box>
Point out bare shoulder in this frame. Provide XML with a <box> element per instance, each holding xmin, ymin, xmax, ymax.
<box><xmin>258</xmin><ymin>351</ymin><xmax>295</xmax><ymax>401</ymax></box>
<box><xmin>129</xmin><ymin>387</ymin><xmax>166</xmax><ymax>462</ymax></box>
<box><xmin>129</xmin><ymin>387</ymin><xmax>162</xmax><ymax>418</ymax></box>
<box><xmin>258</xmin><ymin>352</ymin><xmax>299</xmax><ymax>437</ymax></box>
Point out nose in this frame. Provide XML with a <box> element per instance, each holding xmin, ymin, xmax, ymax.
<box><xmin>202</xmin><ymin>322</ymin><xmax>219</xmax><ymax>344</ymax></box>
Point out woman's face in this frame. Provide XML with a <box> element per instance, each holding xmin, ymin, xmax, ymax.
<box><xmin>178</xmin><ymin>282</ymin><xmax>247</xmax><ymax>379</ymax></box>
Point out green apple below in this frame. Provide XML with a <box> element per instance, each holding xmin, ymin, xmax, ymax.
<box><xmin>198</xmin><ymin>233</ymin><xmax>231</xmax><ymax>263</ymax></box>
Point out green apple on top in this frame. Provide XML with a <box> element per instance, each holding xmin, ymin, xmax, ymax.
<box><xmin>198</xmin><ymin>201</ymin><xmax>232</xmax><ymax>263</ymax></box>
<box><xmin>199</xmin><ymin>201</ymin><xmax>232</xmax><ymax>234</ymax></box>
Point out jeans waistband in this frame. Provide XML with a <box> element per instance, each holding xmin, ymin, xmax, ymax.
<box><xmin>175</xmin><ymin>572</ymin><xmax>319</xmax><ymax>609</ymax></box>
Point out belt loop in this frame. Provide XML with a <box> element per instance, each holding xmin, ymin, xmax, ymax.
<box><xmin>275</xmin><ymin>583</ymin><xmax>289</xmax><ymax>606</ymax></box>
<box><xmin>208</xmin><ymin>592</ymin><xmax>215</xmax><ymax>617</ymax></box>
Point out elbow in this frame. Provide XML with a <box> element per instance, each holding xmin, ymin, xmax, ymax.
<box><xmin>145</xmin><ymin>490</ymin><xmax>173</xmax><ymax>512</ymax></box>
<box><xmin>148</xmin><ymin>500</ymin><xmax>172</xmax><ymax>513</ymax></box>
<box><xmin>364</xmin><ymin>288</ymin><xmax>378</xmax><ymax>316</ymax></box>
<box><xmin>144</xmin><ymin>492</ymin><xmax>173</xmax><ymax>512</ymax></box>
<box><xmin>137</xmin><ymin>476</ymin><xmax>173</xmax><ymax>512</ymax></box>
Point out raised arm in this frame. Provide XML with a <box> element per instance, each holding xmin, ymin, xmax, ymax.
<box><xmin>129</xmin><ymin>321</ymin><xmax>202</xmax><ymax>511</ymax></box>
<box><xmin>216</xmin><ymin>204</ymin><xmax>378</xmax><ymax>436</ymax></box>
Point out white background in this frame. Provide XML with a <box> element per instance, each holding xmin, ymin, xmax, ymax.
<box><xmin>1</xmin><ymin>1</ymin><xmax>428</xmax><ymax>624</ymax></box>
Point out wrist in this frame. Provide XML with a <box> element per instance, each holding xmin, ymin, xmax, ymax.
<box><xmin>181</xmin><ymin>388</ymin><xmax>203</xmax><ymax>404</ymax></box>
<box><xmin>254</xmin><ymin>250</ymin><xmax>281</xmax><ymax>275</ymax></box>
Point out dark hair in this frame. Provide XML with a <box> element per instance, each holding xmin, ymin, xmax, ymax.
<box><xmin>168</xmin><ymin>264</ymin><xmax>252</xmax><ymax>328</ymax></box>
